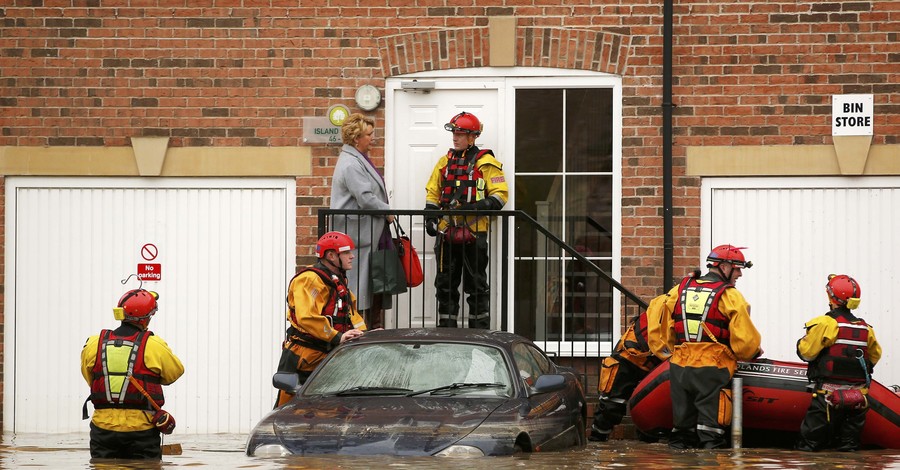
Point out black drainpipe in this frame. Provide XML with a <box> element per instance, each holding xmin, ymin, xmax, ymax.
<box><xmin>662</xmin><ymin>0</ymin><xmax>675</xmax><ymax>290</ymax></box>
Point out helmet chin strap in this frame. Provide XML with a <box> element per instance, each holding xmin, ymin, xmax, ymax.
<box><xmin>713</xmin><ymin>263</ymin><xmax>734</xmax><ymax>282</ymax></box>
<box><xmin>125</xmin><ymin>317</ymin><xmax>152</xmax><ymax>330</ymax></box>
<box><xmin>321</xmin><ymin>253</ymin><xmax>347</xmax><ymax>277</ymax></box>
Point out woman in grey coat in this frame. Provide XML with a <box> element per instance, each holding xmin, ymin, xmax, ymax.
<box><xmin>330</xmin><ymin>113</ymin><xmax>394</xmax><ymax>327</ymax></box>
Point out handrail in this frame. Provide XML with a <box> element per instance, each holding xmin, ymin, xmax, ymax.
<box><xmin>511</xmin><ymin>210</ymin><xmax>647</xmax><ymax>310</ymax></box>
<box><xmin>584</xmin><ymin>215</ymin><xmax>611</xmax><ymax>237</ymax></box>
<box><xmin>318</xmin><ymin>208</ymin><xmax>648</xmax><ymax>310</ymax></box>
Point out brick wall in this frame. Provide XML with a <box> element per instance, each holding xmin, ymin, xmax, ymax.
<box><xmin>0</xmin><ymin>1</ymin><xmax>897</xmax><ymax>325</ymax></box>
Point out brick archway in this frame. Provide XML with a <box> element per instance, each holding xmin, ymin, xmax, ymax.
<box><xmin>378</xmin><ymin>26</ymin><xmax>630</xmax><ymax>76</ymax></box>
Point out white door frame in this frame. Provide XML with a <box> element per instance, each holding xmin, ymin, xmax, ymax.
<box><xmin>386</xmin><ymin>68</ymin><xmax>623</xmax><ymax>356</ymax></box>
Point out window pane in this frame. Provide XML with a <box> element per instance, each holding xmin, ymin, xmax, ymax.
<box><xmin>512</xmin><ymin>343</ymin><xmax>541</xmax><ymax>387</ymax></box>
<box><xmin>566</xmin><ymin>88</ymin><xmax>613</xmax><ymax>173</ymax></box>
<box><xmin>515</xmin><ymin>89</ymin><xmax>563</xmax><ymax>173</ymax></box>
<box><xmin>512</xmin><ymin>85</ymin><xmax>617</xmax><ymax>351</ymax></box>
<box><xmin>514</xmin><ymin>175</ymin><xmax>563</xmax><ymax>258</ymax></box>
<box><xmin>513</xmin><ymin>258</ymin><xmax>562</xmax><ymax>341</ymax></box>
<box><xmin>565</xmin><ymin>175</ymin><xmax>613</xmax><ymax>257</ymax></box>
<box><xmin>514</xmin><ymin>258</ymin><xmax>613</xmax><ymax>343</ymax></box>
<box><xmin>563</xmin><ymin>259</ymin><xmax>613</xmax><ymax>343</ymax></box>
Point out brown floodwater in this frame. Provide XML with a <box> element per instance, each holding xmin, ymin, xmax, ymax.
<box><xmin>3</xmin><ymin>433</ymin><xmax>900</xmax><ymax>469</ymax></box>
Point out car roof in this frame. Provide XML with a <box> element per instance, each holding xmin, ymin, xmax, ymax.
<box><xmin>347</xmin><ymin>328</ymin><xmax>528</xmax><ymax>348</ymax></box>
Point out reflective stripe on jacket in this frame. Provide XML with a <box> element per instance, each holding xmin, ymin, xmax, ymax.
<box><xmin>805</xmin><ymin>309</ymin><xmax>872</xmax><ymax>385</ymax></box>
<box><xmin>89</xmin><ymin>328</ymin><xmax>163</xmax><ymax>411</ymax></box>
<box><xmin>648</xmin><ymin>272</ymin><xmax>761</xmax><ymax>366</ymax></box>
<box><xmin>439</xmin><ymin>148</ymin><xmax>491</xmax><ymax>206</ymax></box>
<box><xmin>425</xmin><ymin>146</ymin><xmax>508</xmax><ymax>233</ymax></box>
<box><xmin>672</xmin><ymin>274</ymin><xmax>731</xmax><ymax>345</ymax></box>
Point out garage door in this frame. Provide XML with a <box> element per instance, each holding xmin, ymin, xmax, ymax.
<box><xmin>4</xmin><ymin>177</ymin><xmax>293</xmax><ymax>433</ymax></box>
<box><xmin>703</xmin><ymin>177</ymin><xmax>899</xmax><ymax>387</ymax></box>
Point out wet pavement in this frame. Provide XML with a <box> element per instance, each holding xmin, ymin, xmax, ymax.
<box><xmin>3</xmin><ymin>433</ymin><xmax>900</xmax><ymax>469</ymax></box>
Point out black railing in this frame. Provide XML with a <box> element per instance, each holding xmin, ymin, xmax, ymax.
<box><xmin>318</xmin><ymin>208</ymin><xmax>648</xmax><ymax>398</ymax></box>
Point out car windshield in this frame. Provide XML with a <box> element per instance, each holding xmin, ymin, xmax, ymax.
<box><xmin>303</xmin><ymin>342</ymin><xmax>514</xmax><ymax>398</ymax></box>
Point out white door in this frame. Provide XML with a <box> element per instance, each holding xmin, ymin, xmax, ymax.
<box><xmin>702</xmin><ymin>177</ymin><xmax>899</xmax><ymax>386</ymax></box>
<box><xmin>5</xmin><ymin>177</ymin><xmax>293</xmax><ymax>433</ymax></box>
<box><xmin>385</xmin><ymin>80</ymin><xmax>504</xmax><ymax>328</ymax></box>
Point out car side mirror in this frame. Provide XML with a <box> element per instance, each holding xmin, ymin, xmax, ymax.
<box><xmin>532</xmin><ymin>374</ymin><xmax>566</xmax><ymax>393</ymax></box>
<box><xmin>272</xmin><ymin>372</ymin><xmax>302</xmax><ymax>393</ymax></box>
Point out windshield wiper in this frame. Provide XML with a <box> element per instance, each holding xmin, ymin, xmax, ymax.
<box><xmin>406</xmin><ymin>382</ymin><xmax>506</xmax><ymax>397</ymax></box>
<box><xmin>333</xmin><ymin>386</ymin><xmax>412</xmax><ymax>396</ymax></box>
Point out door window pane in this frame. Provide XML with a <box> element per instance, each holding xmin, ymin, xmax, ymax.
<box><xmin>566</xmin><ymin>175</ymin><xmax>613</xmax><ymax>258</ymax></box>
<box><xmin>514</xmin><ymin>175</ymin><xmax>562</xmax><ymax>258</ymax></box>
<box><xmin>515</xmin><ymin>89</ymin><xmax>563</xmax><ymax>173</ymax></box>
<box><xmin>513</xmin><ymin>87</ymin><xmax>615</xmax><ymax>345</ymax></box>
<box><xmin>514</xmin><ymin>258</ymin><xmax>613</xmax><ymax>343</ymax></box>
<box><xmin>566</xmin><ymin>88</ymin><xmax>614</xmax><ymax>173</ymax></box>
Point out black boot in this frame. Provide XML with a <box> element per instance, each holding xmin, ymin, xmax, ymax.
<box><xmin>589</xmin><ymin>424</ymin><xmax>611</xmax><ymax>442</ymax></box>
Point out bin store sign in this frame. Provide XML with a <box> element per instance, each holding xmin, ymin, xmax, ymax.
<box><xmin>302</xmin><ymin>104</ymin><xmax>351</xmax><ymax>144</ymax></box>
<box><xmin>832</xmin><ymin>94</ymin><xmax>874</xmax><ymax>136</ymax></box>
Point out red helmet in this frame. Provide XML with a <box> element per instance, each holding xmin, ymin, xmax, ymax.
<box><xmin>706</xmin><ymin>244</ymin><xmax>752</xmax><ymax>269</ymax></box>
<box><xmin>826</xmin><ymin>274</ymin><xmax>861</xmax><ymax>309</ymax></box>
<box><xmin>444</xmin><ymin>111</ymin><xmax>482</xmax><ymax>136</ymax></box>
<box><xmin>117</xmin><ymin>289</ymin><xmax>159</xmax><ymax>321</ymax></box>
<box><xmin>316</xmin><ymin>231</ymin><xmax>355</xmax><ymax>258</ymax></box>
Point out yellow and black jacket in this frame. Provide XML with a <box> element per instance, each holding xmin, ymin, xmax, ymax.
<box><xmin>81</xmin><ymin>323</ymin><xmax>184</xmax><ymax>432</ymax></box>
<box><xmin>797</xmin><ymin>307</ymin><xmax>881</xmax><ymax>386</ymax></box>
<box><xmin>647</xmin><ymin>272</ymin><xmax>761</xmax><ymax>374</ymax></box>
<box><xmin>281</xmin><ymin>264</ymin><xmax>367</xmax><ymax>374</ymax></box>
<box><xmin>425</xmin><ymin>146</ymin><xmax>508</xmax><ymax>233</ymax></box>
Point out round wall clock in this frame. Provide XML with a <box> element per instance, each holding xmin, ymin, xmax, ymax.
<box><xmin>354</xmin><ymin>84</ymin><xmax>381</xmax><ymax>111</ymax></box>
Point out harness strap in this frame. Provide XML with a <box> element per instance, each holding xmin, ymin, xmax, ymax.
<box><xmin>285</xmin><ymin>326</ymin><xmax>330</xmax><ymax>353</ymax></box>
<box><xmin>122</xmin><ymin>331</ymin><xmax>146</xmax><ymax>402</ymax></box>
<box><xmin>856</xmin><ymin>350</ymin><xmax>871</xmax><ymax>388</ymax></box>
<box><xmin>701</xmin><ymin>322</ymin><xmax>720</xmax><ymax>344</ymax></box>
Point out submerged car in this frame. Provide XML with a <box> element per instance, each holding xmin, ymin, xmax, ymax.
<box><xmin>247</xmin><ymin>328</ymin><xmax>587</xmax><ymax>457</ymax></box>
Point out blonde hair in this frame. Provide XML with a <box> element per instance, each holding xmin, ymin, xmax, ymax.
<box><xmin>341</xmin><ymin>113</ymin><xmax>375</xmax><ymax>145</ymax></box>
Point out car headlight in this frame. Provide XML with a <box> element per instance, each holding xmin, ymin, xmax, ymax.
<box><xmin>434</xmin><ymin>445</ymin><xmax>485</xmax><ymax>458</ymax></box>
<box><xmin>252</xmin><ymin>443</ymin><xmax>291</xmax><ymax>457</ymax></box>
<box><xmin>246</xmin><ymin>415</ymin><xmax>292</xmax><ymax>457</ymax></box>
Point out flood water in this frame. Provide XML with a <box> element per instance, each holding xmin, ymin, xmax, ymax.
<box><xmin>4</xmin><ymin>433</ymin><xmax>900</xmax><ymax>469</ymax></box>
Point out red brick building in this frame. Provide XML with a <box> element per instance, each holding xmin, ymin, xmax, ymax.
<box><xmin>0</xmin><ymin>1</ymin><xmax>897</xmax><ymax>433</ymax></box>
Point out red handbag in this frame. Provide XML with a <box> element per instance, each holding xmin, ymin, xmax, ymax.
<box><xmin>393</xmin><ymin>221</ymin><xmax>424</xmax><ymax>287</ymax></box>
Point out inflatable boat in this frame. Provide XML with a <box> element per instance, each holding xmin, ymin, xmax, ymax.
<box><xmin>628</xmin><ymin>358</ymin><xmax>900</xmax><ymax>449</ymax></box>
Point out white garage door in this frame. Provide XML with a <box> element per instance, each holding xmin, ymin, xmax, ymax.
<box><xmin>4</xmin><ymin>177</ymin><xmax>294</xmax><ymax>433</ymax></box>
<box><xmin>703</xmin><ymin>177</ymin><xmax>899</xmax><ymax>387</ymax></box>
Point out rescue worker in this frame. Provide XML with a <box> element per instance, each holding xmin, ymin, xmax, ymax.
<box><xmin>647</xmin><ymin>244</ymin><xmax>762</xmax><ymax>449</ymax></box>
<box><xmin>795</xmin><ymin>274</ymin><xmax>882</xmax><ymax>452</ymax></box>
<box><xmin>590</xmin><ymin>295</ymin><xmax>666</xmax><ymax>442</ymax></box>
<box><xmin>81</xmin><ymin>288</ymin><xmax>184</xmax><ymax>459</ymax></box>
<box><xmin>274</xmin><ymin>231</ymin><xmax>368</xmax><ymax>407</ymax></box>
<box><xmin>423</xmin><ymin>111</ymin><xmax>508</xmax><ymax>329</ymax></box>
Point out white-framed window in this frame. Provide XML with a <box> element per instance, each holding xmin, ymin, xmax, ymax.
<box><xmin>504</xmin><ymin>76</ymin><xmax>622</xmax><ymax>358</ymax></box>
<box><xmin>384</xmin><ymin>70</ymin><xmax>623</xmax><ymax>357</ymax></box>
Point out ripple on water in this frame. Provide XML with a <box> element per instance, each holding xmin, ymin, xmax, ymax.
<box><xmin>2</xmin><ymin>434</ymin><xmax>900</xmax><ymax>469</ymax></box>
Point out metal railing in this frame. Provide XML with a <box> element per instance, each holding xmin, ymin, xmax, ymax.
<box><xmin>318</xmin><ymin>208</ymin><xmax>648</xmax><ymax>398</ymax></box>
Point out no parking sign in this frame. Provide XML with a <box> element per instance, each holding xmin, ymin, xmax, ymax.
<box><xmin>137</xmin><ymin>243</ymin><xmax>162</xmax><ymax>281</ymax></box>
